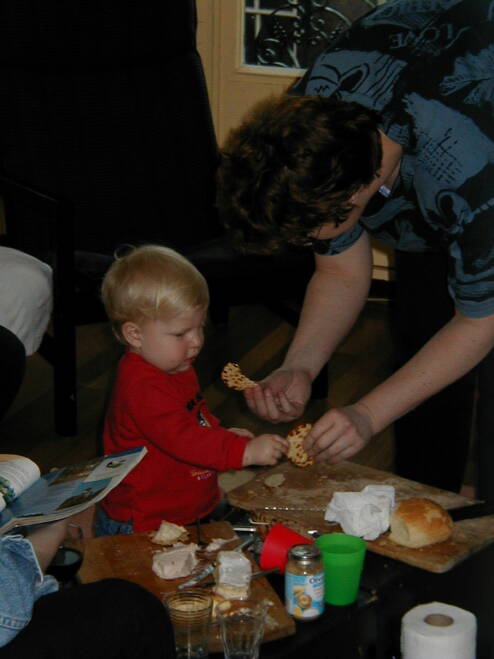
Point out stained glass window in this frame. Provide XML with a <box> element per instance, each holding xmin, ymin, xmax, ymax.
<box><xmin>243</xmin><ymin>0</ymin><xmax>379</xmax><ymax>70</ymax></box>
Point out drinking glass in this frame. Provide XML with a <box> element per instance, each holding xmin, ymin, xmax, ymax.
<box><xmin>163</xmin><ymin>589</ymin><xmax>213</xmax><ymax>659</ymax></box>
<box><xmin>316</xmin><ymin>532</ymin><xmax>366</xmax><ymax>605</ymax></box>
<box><xmin>217</xmin><ymin>598</ymin><xmax>267</xmax><ymax>659</ymax></box>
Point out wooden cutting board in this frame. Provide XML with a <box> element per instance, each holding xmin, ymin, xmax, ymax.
<box><xmin>227</xmin><ymin>461</ymin><xmax>494</xmax><ymax>574</ymax></box>
<box><xmin>67</xmin><ymin>521</ymin><xmax>295</xmax><ymax>651</ymax></box>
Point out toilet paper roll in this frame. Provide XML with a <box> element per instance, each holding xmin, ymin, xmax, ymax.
<box><xmin>401</xmin><ymin>602</ymin><xmax>476</xmax><ymax>659</ymax></box>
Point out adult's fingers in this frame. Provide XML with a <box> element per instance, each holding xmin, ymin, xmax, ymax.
<box><xmin>305</xmin><ymin>409</ymin><xmax>364</xmax><ymax>461</ymax></box>
<box><xmin>244</xmin><ymin>386</ymin><xmax>291</xmax><ymax>422</ymax></box>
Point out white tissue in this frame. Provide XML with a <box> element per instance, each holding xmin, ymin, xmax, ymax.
<box><xmin>324</xmin><ymin>484</ymin><xmax>395</xmax><ymax>540</ymax></box>
<box><xmin>401</xmin><ymin>601</ymin><xmax>476</xmax><ymax>659</ymax></box>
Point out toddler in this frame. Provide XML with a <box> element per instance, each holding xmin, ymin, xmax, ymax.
<box><xmin>97</xmin><ymin>244</ymin><xmax>287</xmax><ymax>534</ymax></box>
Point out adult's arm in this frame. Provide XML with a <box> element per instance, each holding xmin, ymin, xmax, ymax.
<box><xmin>26</xmin><ymin>519</ymin><xmax>69</xmax><ymax>571</ymax></box>
<box><xmin>306</xmin><ymin>310</ymin><xmax>494</xmax><ymax>462</ymax></box>
<box><xmin>244</xmin><ymin>231</ymin><xmax>373</xmax><ymax>421</ymax></box>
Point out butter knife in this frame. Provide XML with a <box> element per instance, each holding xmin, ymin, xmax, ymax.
<box><xmin>178</xmin><ymin>534</ymin><xmax>255</xmax><ymax>589</ymax></box>
<box><xmin>257</xmin><ymin>504</ymin><xmax>326</xmax><ymax>512</ymax></box>
<box><xmin>178</xmin><ymin>560</ymin><xmax>216</xmax><ymax>589</ymax></box>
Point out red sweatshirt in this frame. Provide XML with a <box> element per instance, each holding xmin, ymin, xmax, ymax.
<box><xmin>101</xmin><ymin>351</ymin><xmax>248</xmax><ymax>531</ymax></box>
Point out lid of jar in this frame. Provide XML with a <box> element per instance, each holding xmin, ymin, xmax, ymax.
<box><xmin>288</xmin><ymin>543</ymin><xmax>321</xmax><ymax>561</ymax></box>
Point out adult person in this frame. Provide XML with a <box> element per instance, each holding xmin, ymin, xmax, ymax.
<box><xmin>0</xmin><ymin>518</ymin><xmax>176</xmax><ymax>657</ymax></box>
<box><xmin>216</xmin><ymin>0</ymin><xmax>494</xmax><ymax>499</ymax></box>
<box><xmin>0</xmin><ymin>246</ymin><xmax>52</xmax><ymax>421</ymax></box>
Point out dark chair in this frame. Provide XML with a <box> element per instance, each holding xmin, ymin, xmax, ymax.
<box><xmin>0</xmin><ymin>1</ymin><xmax>222</xmax><ymax>436</ymax></box>
<box><xmin>0</xmin><ymin>1</ymin><xmax>330</xmax><ymax>439</ymax></box>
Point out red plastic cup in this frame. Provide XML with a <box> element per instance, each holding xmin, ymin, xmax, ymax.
<box><xmin>259</xmin><ymin>523</ymin><xmax>314</xmax><ymax>574</ymax></box>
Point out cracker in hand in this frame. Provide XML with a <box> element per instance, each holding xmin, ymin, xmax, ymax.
<box><xmin>221</xmin><ymin>362</ymin><xmax>257</xmax><ymax>391</ymax></box>
<box><xmin>286</xmin><ymin>423</ymin><xmax>314</xmax><ymax>468</ymax></box>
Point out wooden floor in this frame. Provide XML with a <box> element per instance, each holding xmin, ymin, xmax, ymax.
<box><xmin>0</xmin><ymin>299</ymin><xmax>397</xmax><ymax>480</ymax></box>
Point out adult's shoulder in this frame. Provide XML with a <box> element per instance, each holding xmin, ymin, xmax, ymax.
<box><xmin>292</xmin><ymin>0</ymin><xmax>478</xmax><ymax>113</ymax></box>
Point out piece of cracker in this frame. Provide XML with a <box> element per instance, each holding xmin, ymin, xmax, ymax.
<box><xmin>221</xmin><ymin>362</ymin><xmax>257</xmax><ymax>391</ymax></box>
<box><xmin>264</xmin><ymin>473</ymin><xmax>286</xmax><ymax>488</ymax></box>
<box><xmin>286</xmin><ymin>423</ymin><xmax>314</xmax><ymax>468</ymax></box>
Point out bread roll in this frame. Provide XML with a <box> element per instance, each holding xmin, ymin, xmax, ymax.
<box><xmin>389</xmin><ymin>497</ymin><xmax>453</xmax><ymax>548</ymax></box>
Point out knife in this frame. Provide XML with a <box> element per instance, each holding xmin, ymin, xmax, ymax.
<box><xmin>448</xmin><ymin>502</ymin><xmax>494</xmax><ymax>522</ymax></box>
<box><xmin>258</xmin><ymin>502</ymin><xmax>494</xmax><ymax>520</ymax></box>
<box><xmin>178</xmin><ymin>534</ymin><xmax>255</xmax><ymax>589</ymax></box>
<box><xmin>256</xmin><ymin>504</ymin><xmax>327</xmax><ymax>512</ymax></box>
<box><xmin>177</xmin><ymin>558</ymin><xmax>216</xmax><ymax>589</ymax></box>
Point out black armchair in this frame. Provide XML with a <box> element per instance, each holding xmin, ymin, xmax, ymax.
<box><xmin>0</xmin><ymin>1</ymin><xmax>223</xmax><ymax>436</ymax></box>
<box><xmin>0</xmin><ymin>1</ymin><xmax>330</xmax><ymax>438</ymax></box>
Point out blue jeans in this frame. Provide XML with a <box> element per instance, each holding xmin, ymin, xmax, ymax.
<box><xmin>0</xmin><ymin>535</ymin><xmax>58</xmax><ymax>648</ymax></box>
<box><xmin>95</xmin><ymin>499</ymin><xmax>233</xmax><ymax>536</ymax></box>
<box><xmin>95</xmin><ymin>507</ymin><xmax>133</xmax><ymax>536</ymax></box>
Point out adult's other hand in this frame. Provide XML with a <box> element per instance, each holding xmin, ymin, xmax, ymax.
<box><xmin>304</xmin><ymin>402</ymin><xmax>374</xmax><ymax>463</ymax></box>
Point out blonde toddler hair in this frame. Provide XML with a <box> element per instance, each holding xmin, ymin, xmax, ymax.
<box><xmin>101</xmin><ymin>244</ymin><xmax>209</xmax><ymax>343</ymax></box>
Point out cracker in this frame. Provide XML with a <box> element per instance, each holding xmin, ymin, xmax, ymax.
<box><xmin>286</xmin><ymin>423</ymin><xmax>314</xmax><ymax>468</ymax></box>
<box><xmin>221</xmin><ymin>362</ymin><xmax>257</xmax><ymax>391</ymax></box>
<box><xmin>263</xmin><ymin>473</ymin><xmax>286</xmax><ymax>488</ymax></box>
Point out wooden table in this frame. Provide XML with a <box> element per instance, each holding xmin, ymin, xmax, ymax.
<box><xmin>65</xmin><ymin>517</ymin><xmax>494</xmax><ymax>658</ymax></box>
<box><xmin>67</xmin><ymin>521</ymin><xmax>295</xmax><ymax>653</ymax></box>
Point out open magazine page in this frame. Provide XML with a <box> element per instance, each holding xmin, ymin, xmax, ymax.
<box><xmin>0</xmin><ymin>447</ymin><xmax>147</xmax><ymax>534</ymax></box>
<box><xmin>0</xmin><ymin>455</ymin><xmax>41</xmax><ymax>512</ymax></box>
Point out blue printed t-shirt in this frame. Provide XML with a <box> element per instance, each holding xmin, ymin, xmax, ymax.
<box><xmin>292</xmin><ymin>0</ymin><xmax>494</xmax><ymax>318</ymax></box>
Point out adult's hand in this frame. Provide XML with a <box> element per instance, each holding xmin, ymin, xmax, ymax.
<box><xmin>243</xmin><ymin>368</ymin><xmax>312</xmax><ymax>423</ymax></box>
<box><xmin>304</xmin><ymin>402</ymin><xmax>374</xmax><ymax>463</ymax></box>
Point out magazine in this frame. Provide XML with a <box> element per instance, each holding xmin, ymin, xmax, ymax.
<box><xmin>0</xmin><ymin>447</ymin><xmax>147</xmax><ymax>535</ymax></box>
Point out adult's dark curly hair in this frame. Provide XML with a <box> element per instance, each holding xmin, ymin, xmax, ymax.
<box><xmin>216</xmin><ymin>94</ymin><xmax>382</xmax><ymax>253</ymax></box>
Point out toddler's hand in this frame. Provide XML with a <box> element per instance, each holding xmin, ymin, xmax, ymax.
<box><xmin>228</xmin><ymin>427</ymin><xmax>255</xmax><ymax>439</ymax></box>
<box><xmin>242</xmin><ymin>434</ymin><xmax>288</xmax><ymax>467</ymax></box>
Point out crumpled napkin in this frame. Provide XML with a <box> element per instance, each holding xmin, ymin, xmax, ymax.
<box><xmin>324</xmin><ymin>485</ymin><xmax>395</xmax><ymax>540</ymax></box>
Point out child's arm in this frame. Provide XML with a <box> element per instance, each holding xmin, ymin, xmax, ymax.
<box><xmin>242</xmin><ymin>434</ymin><xmax>288</xmax><ymax>467</ymax></box>
<box><xmin>228</xmin><ymin>427</ymin><xmax>255</xmax><ymax>438</ymax></box>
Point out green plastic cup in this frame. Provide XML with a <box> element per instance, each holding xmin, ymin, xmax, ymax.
<box><xmin>316</xmin><ymin>533</ymin><xmax>366</xmax><ymax>606</ymax></box>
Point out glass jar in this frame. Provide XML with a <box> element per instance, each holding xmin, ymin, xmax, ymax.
<box><xmin>285</xmin><ymin>543</ymin><xmax>324</xmax><ymax>621</ymax></box>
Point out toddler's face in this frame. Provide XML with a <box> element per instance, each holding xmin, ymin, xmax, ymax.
<box><xmin>129</xmin><ymin>306</ymin><xmax>207</xmax><ymax>374</ymax></box>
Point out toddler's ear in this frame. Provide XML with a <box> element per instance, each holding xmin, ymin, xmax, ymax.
<box><xmin>121</xmin><ymin>321</ymin><xmax>142</xmax><ymax>348</ymax></box>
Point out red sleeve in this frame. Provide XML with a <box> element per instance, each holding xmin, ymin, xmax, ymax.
<box><xmin>121</xmin><ymin>369</ymin><xmax>248</xmax><ymax>472</ymax></box>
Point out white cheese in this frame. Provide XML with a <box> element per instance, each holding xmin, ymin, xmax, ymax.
<box><xmin>217</xmin><ymin>550</ymin><xmax>252</xmax><ymax>588</ymax></box>
<box><xmin>152</xmin><ymin>543</ymin><xmax>198</xmax><ymax>579</ymax></box>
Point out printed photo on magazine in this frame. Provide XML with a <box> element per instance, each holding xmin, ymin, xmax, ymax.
<box><xmin>0</xmin><ymin>447</ymin><xmax>147</xmax><ymax>534</ymax></box>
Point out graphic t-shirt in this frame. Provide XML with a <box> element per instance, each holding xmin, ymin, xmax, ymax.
<box><xmin>292</xmin><ymin>0</ymin><xmax>494</xmax><ymax>318</ymax></box>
